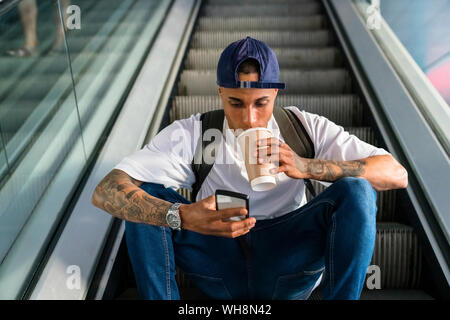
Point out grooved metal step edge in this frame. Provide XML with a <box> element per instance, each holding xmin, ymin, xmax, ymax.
<box><xmin>185</xmin><ymin>47</ymin><xmax>344</xmax><ymax>69</ymax></box>
<box><xmin>178</xmin><ymin>69</ymin><xmax>351</xmax><ymax>95</ymax></box>
<box><xmin>170</xmin><ymin>95</ymin><xmax>363</xmax><ymax>127</ymax></box>
<box><xmin>197</xmin><ymin>15</ymin><xmax>328</xmax><ymax>31</ymax></box>
<box><xmin>191</xmin><ymin>31</ymin><xmax>335</xmax><ymax>49</ymax></box>
<box><xmin>201</xmin><ymin>3</ymin><xmax>323</xmax><ymax>16</ymax></box>
<box><xmin>175</xmin><ymin>222</ymin><xmax>422</xmax><ymax>290</ymax></box>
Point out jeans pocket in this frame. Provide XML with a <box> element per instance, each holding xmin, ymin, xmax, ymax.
<box><xmin>184</xmin><ymin>272</ymin><xmax>232</xmax><ymax>300</ymax></box>
<box><xmin>272</xmin><ymin>267</ymin><xmax>325</xmax><ymax>300</ymax></box>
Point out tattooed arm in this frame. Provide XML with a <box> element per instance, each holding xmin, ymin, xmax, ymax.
<box><xmin>91</xmin><ymin>169</ymin><xmax>171</xmax><ymax>226</ymax></box>
<box><xmin>293</xmin><ymin>155</ymin><xmax>408</xmax><ymax>191</ymax></box>
<box><xmin>91</xmin><ymin>169</ymin><xmax>256</xmax><ymax>237</ymax></box>
<box><xmin>257</xmin><ymin>138</ymin><xmax>408</xmax><ymax>191</ymax></box>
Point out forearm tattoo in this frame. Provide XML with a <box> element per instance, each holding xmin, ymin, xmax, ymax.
<box><xmin>296</xmin><ymin>157</ymin><xmax>366</xmax><ymax>182</ymax></box>
<box><xmin>92</xmin><ymin>169</ymin><xmax>171</xmax><ymax>226</ymax></box>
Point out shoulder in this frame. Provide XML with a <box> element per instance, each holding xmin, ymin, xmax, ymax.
<box><xmin>284</xmin><ymin>106</ymin><xmax>326</xmax><ymax>124</ymax></box>
<box><xmin>170</xmin><ymin>113</ymin><xmax>202</xmax><ymax>131</ymax></box>
<box><xmin>150</xmin><ymin>113</ymin><xmax>202</xmax><ymax>155</ymax></box>
<box><xmin>155</xmin><ymin>113</ymin><xmax>202</xmax><ymax>139</ymax></box>
<box><xmin>283</xmin><ymin>106</ymin><xmax>330</xmax><ymax>135</ymax></box>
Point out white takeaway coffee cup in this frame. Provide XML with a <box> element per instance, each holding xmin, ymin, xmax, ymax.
<box><xmin>237</xmin><ymin>127</ymin><xmax>277</xmax><ymax>192</ymax></box>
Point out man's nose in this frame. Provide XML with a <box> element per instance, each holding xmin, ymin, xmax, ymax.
<box><xmin>243</xmin><ymin>106</ymin><xmax>258</xmax><ymax>128</ymax></box>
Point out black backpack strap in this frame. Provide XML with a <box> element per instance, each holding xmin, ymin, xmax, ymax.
<box><xmin>272</xmin><ymin>107</ymin><xmax>317</xmax><ymax>198</ymax></box>
<box><xmin>191</xmin><ymin>109</ymin><xmax>225</xmax><ymax>201</ymax></box>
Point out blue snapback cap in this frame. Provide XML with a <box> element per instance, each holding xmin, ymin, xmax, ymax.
<box><xmin>216</xmin><ymin>36</ymin><xmax>286</xmax><ymax>89</ymax></box>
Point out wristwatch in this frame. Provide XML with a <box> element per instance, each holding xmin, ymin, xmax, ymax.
<box><xmin>166</xmin><ymin>203</ymin><xmax>182</xmax><ymax>230</ymax></box>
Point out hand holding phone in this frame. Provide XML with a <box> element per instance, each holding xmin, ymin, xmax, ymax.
<box><xmin>215</xmin><ymin>189</ymin><xmax>249</xmax><ymax>222</ymax></box>
<box><xmin>176</xmin><ymin>192</ymin><xmax>254</xmax><ymax>238</ymax></box>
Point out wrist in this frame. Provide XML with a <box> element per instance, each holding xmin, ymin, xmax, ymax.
<box><xmin>294</xmin><ymin>155</ymin><xmax>312</xmax><ymax>179</ymax></box>
<box><xmin>178</xmin><ymin>203</ymin><xmax>190</xmax><ymax>229</ymax></box>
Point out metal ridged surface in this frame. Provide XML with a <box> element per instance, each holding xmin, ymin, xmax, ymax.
<box><xmin>170</xmin><ymin>95</ymin><xmax>363</xmax><ymax>126</ymax></box>
<box><xmin>191</xmin><ymin>31</ymin><xmax>334</xmax><ymax>49</ymax></box>
<box><xmin>201</xmin><ymin>3</ymin><xmax>322</xmax><ymax>16</ymax></box>
<box><xmin>372</xmin><ymin>223</ymin><xmax>422</xmax><ymax>289</ymax></box>
<box><xmin>178</xmin><ymin>69</ymin><xmax>351</xmax><ymax>95</ymax></box>
<box><xmin>197</xmin><ymin>16</ymin><xmax>327</xmax><ymax>31</ymax></box>
<box><xmin>185</xmin><ymin>48</ymin><xmax>343</xmax><ymax>69</ymax></box>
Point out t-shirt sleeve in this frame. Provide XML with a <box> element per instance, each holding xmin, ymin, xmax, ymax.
<box><xmin>286</xmin><ymin>106</ymin><xmax>390</xmax><ymax>161</ymax></box>
<box><xmin>113</xmin><ymin>114</ymin><xmax>200</xmax><ymax>190</ymax></box>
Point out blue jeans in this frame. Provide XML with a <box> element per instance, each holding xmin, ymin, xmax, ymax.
<box><xmin>125</xmin><ymin>177</ymin><xmax>377</xmax><ymax>300</ymax></box>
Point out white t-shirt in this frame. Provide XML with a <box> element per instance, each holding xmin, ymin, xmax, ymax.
<box><xmin>114</xmin><ymin>106</ymin><xmax>389</xmax><ymax>220</ymax></box>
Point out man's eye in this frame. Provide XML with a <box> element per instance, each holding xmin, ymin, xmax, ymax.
<box><xmin>256</xmin><ymin>102</ymin><xmax>268</xmax><ymax>106</ymax></box>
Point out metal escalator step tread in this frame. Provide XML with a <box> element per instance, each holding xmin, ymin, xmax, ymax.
<box><xmin>191</xmin><ymin>31</ymin><xmax>334</xmax><ymax>49</ymax></box>
<box><xmin>185</xmin><ymin>48</ymin><xmax>343</xmax><ymax>69</ymax></box>
<box><xmin>372</xmin><ymin>222</ymin><xmax>423</xmax><ymax>289</ymax></box>
<box><xmin>178</xmin><ymin>69</ymin><xmax>351</xmax><ymax>95</ymax></box>
<box><xmin>197</xmin><ymin>15</ymin><xmax>328</xmax><ymax>31</ymax></box>
<box><xmin>170</xmin><ymin>95</ymin><xmax>363</xmax><ymax>126</ymax></box>
<box><xmin>201</xmin><ymin>3</ymin><xmax>323</xmax><ymax>16</ymax></box>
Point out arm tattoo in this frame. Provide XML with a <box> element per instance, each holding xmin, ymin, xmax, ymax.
<box><xmin>297</xmin><ymin>158</ymin><xmax>366</xmax><ymax>182</ymax></box>
<box><xmin>92</xmin><ymin>169</ymin><xmax>171</xmax><ymax>226</ymax></box>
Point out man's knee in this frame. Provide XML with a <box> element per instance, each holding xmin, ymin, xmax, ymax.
<box><xmin>139</xmin><ymin>182</ymin><xmax>167</xmax><ymax>197</ymax></box>
<box><xmin>334</xmin><ymin>177</ymin><xmax>377</xmax><ymax>221</ymax></box>
<box><xmin>138</xmin><ymin>182</ymin><xmax>190</xmax><ymax>204</ymax></box>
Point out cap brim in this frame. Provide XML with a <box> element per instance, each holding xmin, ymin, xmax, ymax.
<box><xmin>217</xmin><ymin>81</ymin><xmax>286</xmax><ymax>89</ymax></box>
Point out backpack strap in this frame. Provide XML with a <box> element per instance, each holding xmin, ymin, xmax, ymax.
<box><xmin>191</xmin><ymin>109</ymin><xmax>224</xmax><ymax>201</ymax></box>
<box><xmin>272</xmin><ymin>107</ymin><xmax>314</xmax><ymax>158</ymax></box>
<box><xmin>272</xmin><ymin>107</ymin><xmax>317</xmax><ymax>197</ymax></box>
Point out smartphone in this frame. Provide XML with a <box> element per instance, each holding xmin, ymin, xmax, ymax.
<box><xmin>215</xmin><ymin>189</ymin><xmax>249</xmax><ymax>222</ymax></box>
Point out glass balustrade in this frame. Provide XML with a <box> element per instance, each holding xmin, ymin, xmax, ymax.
<box><xmin>0</xmin><ymin>0</ymin><xmax>171</xmax><ymax>299</ymax></box>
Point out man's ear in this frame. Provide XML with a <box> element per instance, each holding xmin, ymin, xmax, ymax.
<box><xmin>217</xmin><ymin>86</ymin><xmax>222</xmax><ymax>96</ymax></box>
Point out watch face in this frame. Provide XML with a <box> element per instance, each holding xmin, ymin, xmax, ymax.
<box><xmin>167</xmin><ymin>213</ymin><xmax>180</xmax><ymax>228</ymax></box>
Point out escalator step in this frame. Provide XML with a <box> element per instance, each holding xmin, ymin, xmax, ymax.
<box><xmin>175</xmin><ymin>222</ymin><xmax>422</xmax><ymax>290</ymax></box>
<box><xmin>201</xmin><ymin>3</ymin><xmax>323</xmax><ymax>16</ymax></box>
<box><xmin>178</xmin><ymin>69</ymin><xmax>351</xmax><ymax>95</ymax></box>
<box><xmin>170</xmin><ymin>95</ymin><xmax>363</xmax><ymax>127</ymax></box>
<box><xmin>372</xmin><ymin>223</ymin><xmax>422</xmax><ymax>289</ymax></box>
<box><xmin>191</xmin><ymin>31</ymin><xmax>335</xmax><ymax>49</ymax></box>
<box><xmin>197</xmin><ymin>15</ymin><xmax>327</xmax><ymax>31</ymax></box>
<box><xmin>185</xmin><ymin>48</ymin><xmax>343</xmax><ymax>69</ymax></box>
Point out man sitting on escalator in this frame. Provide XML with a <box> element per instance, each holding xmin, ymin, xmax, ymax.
<box><xmin>91</xmin><ymin>37</ymin><xmax>408</xmax><ymax>300</ymax></box>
